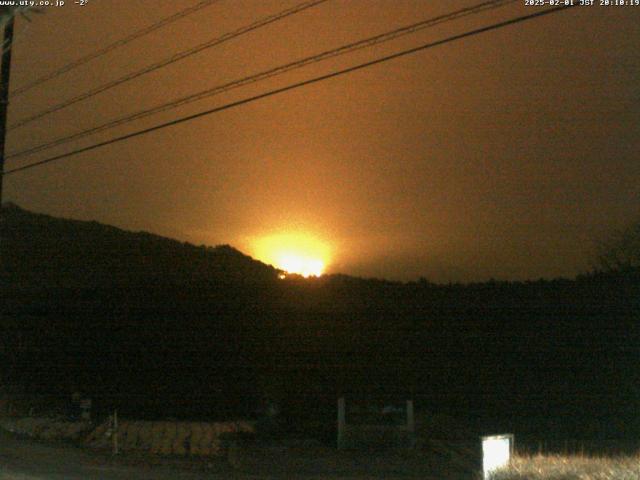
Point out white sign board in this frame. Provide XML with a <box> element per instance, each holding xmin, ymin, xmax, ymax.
<box><xmin>481</xmin><ymin>434</ymin><xmax>513</xmax><ymax>479</ymax></box>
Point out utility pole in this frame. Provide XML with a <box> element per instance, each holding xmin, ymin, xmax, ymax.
<box><xmin>0</xmin><ymin>13</ymin><xmax>15</xmax><ymax>209</ymax></box>
<box><xmin>0</xmin><ymin>13</ymin><xmax>14</xmax><ymax>267</ymax></box>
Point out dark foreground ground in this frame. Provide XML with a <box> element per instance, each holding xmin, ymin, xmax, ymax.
<box><xmin>0</xmin><ymin>429</ymin><xmax>227</xmax><ymax>480</ymax></box>
<box><xmin>0</xmin><ymin>430</ymin><xmax>478</xmax><ymax>480</ymax></box>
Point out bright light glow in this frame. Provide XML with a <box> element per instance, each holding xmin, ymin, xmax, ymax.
<box><xmin>251</xmin><ymin>232</ymin><xmax>331</xmax><ymax>278</ymax></box>
<box><xmin>278</xmin><ymin>254</ymin><xmax>324</xmax><ymax>277</ymax></box>
<box><xmin>482</xmin><ymin>434</ymin><xmax>513</xmax><ymax>479</ymax></box>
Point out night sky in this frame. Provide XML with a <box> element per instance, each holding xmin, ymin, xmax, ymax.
<box><xmin>3</xmin><ymin>0</ymin><xmax>639</xmax><ymax>282</ymax></box>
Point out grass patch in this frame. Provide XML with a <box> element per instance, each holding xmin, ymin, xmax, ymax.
<box><xmin>491</xmin><ymin>453</ymin><xmax>640</xmax><ymax>480</ymax></box>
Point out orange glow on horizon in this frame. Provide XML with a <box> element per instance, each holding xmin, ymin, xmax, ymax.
<box><xmin>251</xmin><ymin>232</ymin><xmax>331</xmax><ymax>278</ymax></box>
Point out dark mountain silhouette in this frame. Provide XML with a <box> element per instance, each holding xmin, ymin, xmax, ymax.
<box><xmin>1</xmin><ymin>204</ymin><xmax>638</xmax><ymax>448</ymax></box>
<box><xmin>1</xmin><ymin>202</ymin><xmax>280</xmax><ymax>289</ymax></box>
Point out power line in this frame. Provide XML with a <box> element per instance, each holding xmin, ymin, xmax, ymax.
<box><xmin>9</xmin><ymin>0</ymin><xmax>223</xmax><ymax>98</ymax></box>
<box><xmin>8</xmin><ymin>0</ymin><xmax>329</xmax><ymax>130</ymax></box>
<box><xmin>8</xmin><ymin>0</ymin><xmax>515</xmax><ymax>160</ymax></box>
<box><xmin>2</xmin><ymin>4</ymin><xmax>576</xmax><ymax>177</ymax></box>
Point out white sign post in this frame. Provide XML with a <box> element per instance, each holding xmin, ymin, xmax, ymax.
<box><xmin>481</xmin><ymin>434</ymin><xmax>514</xmax><ymax>479</ymax></box>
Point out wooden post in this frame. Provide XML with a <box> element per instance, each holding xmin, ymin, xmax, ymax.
<box><xmin>337</xmin><ymin>397</ymin><xmax>345</xmax><ymax>449</ymax></box>
<box><xmin>406</xmin><ymin>400</ymin><xmax>414</xmax><ymax>432</ymax></box>
<box><xmin>406</xmin><ymin>399</ymin><xmax>415</xmax><ymax>448</ymax></box>
<box><xmin>112</xmin><ymin>410</ymin><xmax>119</xmax><ymax>455</ymax></box>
